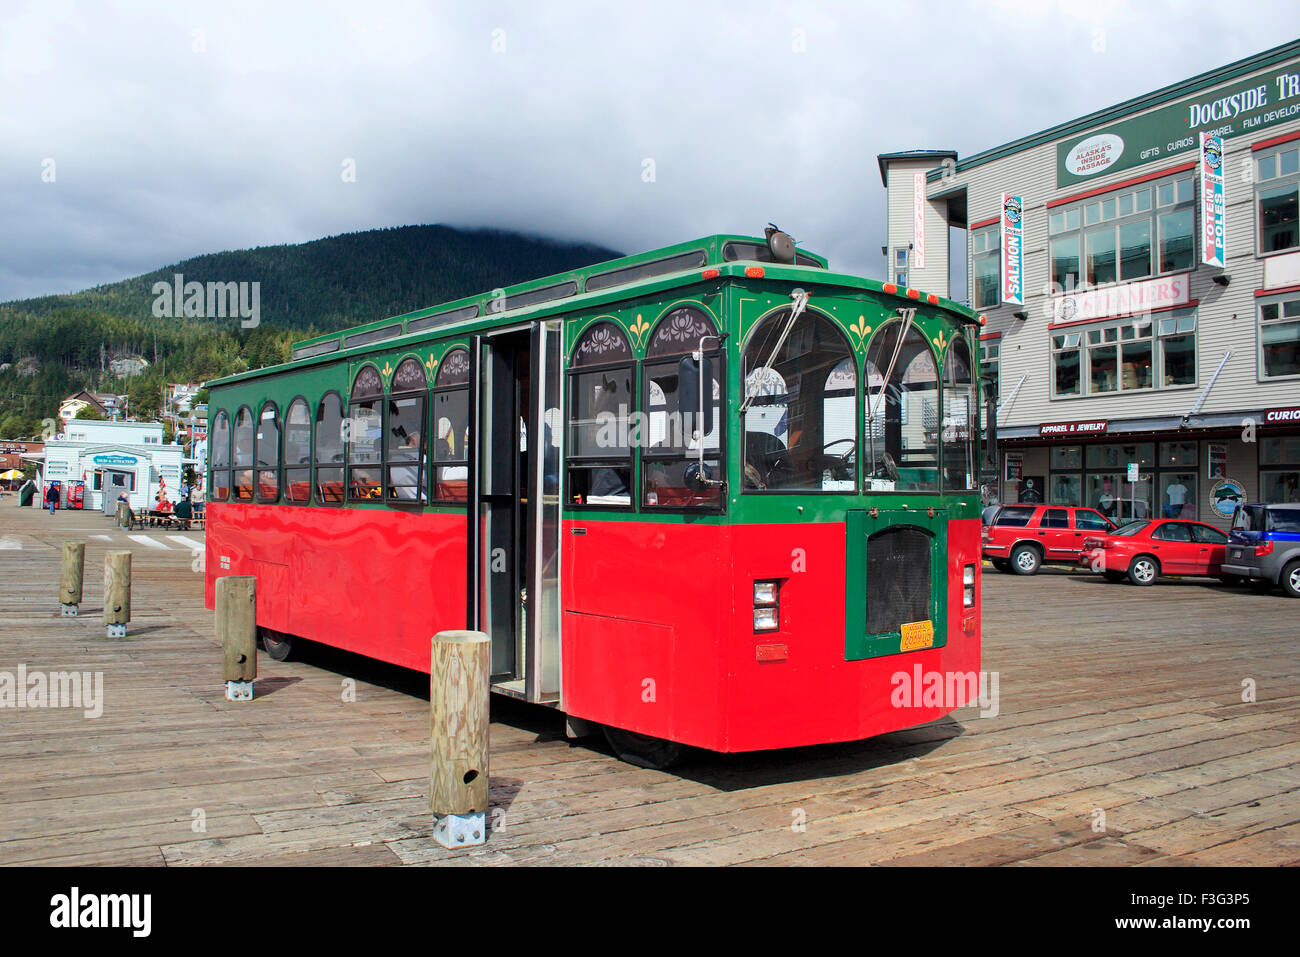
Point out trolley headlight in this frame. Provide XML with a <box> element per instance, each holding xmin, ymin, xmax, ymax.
<box><xmin>753</xmin><ymin>579</ymin><xmax>781</xmax><ymax>632</ymax></box>
<box><xmin>963</xmin><ymin>564</ymin><xmax>976</xmax><ymax>608</ymax></box>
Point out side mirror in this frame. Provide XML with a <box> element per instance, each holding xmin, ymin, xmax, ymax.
<box><xmin>678</xmin><ymin>354</ymin><xmax>714</xmax><ymax>440</ymax></box>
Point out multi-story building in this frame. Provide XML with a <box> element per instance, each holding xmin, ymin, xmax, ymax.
<box><xmin>881</xmin><ymin>40</ymin><xmax>1300</xmax><ymax>528</ymax></box>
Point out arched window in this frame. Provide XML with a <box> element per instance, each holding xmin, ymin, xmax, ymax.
<box><xmin>566</xmin><ymin>322</ymin><xmax>633</xmax><ymax>507</ymax></box>
<box><xmin>314</xmin><ymin>392</ymin><xmax>345</xmax><ymax>504</ymax></box>
<box><xmin>942</xmin><ymin>336</ymin><xmax>977</xmax><ymax>490</ymax></box>
<box><xmin>432</xmin><ymin>348</ymin><xmax>471</xmax><ymax>503</ymax></box>
<box><xmin>863</xmin><ymin>321</ymin><xmax>939</xmax><ymax>491</ymax></box>
<box><xmin>387</xmin><ymin>358</ymin><xmax>427</xmax><ymax>502</ymax></box>
<box><xmin>642</xmin><ymin>307</ymin><xmax>723</xmax><ymax>508</ymax></box>
<box><xmin>255</xmin><ymin>402</ymin><xmax>280</xmax><ymax>502</ymax></box>
<box><xmin>210</xmin><ymin>410</ymin><xmax>231</xmax><ymax>501</ymax></box>
<box><xmin>233</xmin><ymin>406</ymin><xmax>255</xmax><ymax>501</ymax></box>
<box><xmin>283</xmin><ymin>398</ymin><xmax>312</xmax><ymax>503</ymax></box>
<box><xmin>742</xmin><ymin>309</ymin><xmax>856</xmax><ymax>491</ymax></box>
<box><xmin>348</xmin><ymin>366</ymin><xmax>384</xmax><ymax>501</ymax></box>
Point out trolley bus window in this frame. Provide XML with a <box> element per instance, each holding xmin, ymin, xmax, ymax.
<box><xmin>283</xmin><ymin>398</ymin><xmax>311</xmax><ymax>503</ymax></box>
<box><xmin>314</xmin><ymin>392</ymin><xmax>345</xmax><ymax>503</ymax></box>
<box><xmin>255</xmin><ymin>402</ymin><xmax>280</xmax><ymax>503</ymax></box>
<box><xmin>941</xmin><ymin>336</ymin><xmax>978</xmax><ymax>491</ymax></box>
<box><xmin>863</xmin><ymin>322</ymin><xmax>939</xmax><ymax>491</ymax></box>
<box><xmin>387</xmin><ymin>358</ymin><xmax>428</xmax><ymax>503</ymax></box>
<box><xmin>742</xmin><ymin>309</ymin><xmax>855</xmax><ymax>492</ymax></box>
<box><xmin>348</xmin><ymin>366</ymin><xmax>384</xmax><ymax>501</ymax></box>
<box><xmin>433</xmin><ymin>348</ymin><xmax>471</xmax><ymax>503</ymax></box>
<box><xmin>233</xmin><ymin>406</ymin><xmax>254</xmax><ymax>501</ymax></box>
<box><xmin>210</xmin><ymin>410</ymin><xmax>231</xmax><ymax>502</ymax></box>
<box><xmin>567</xmin><ymin>322</ymin><xmax>633</xmax><ymax>506</ymax></box>
<box><xmin>643</xmin><ymin>307</ymin><xmax>723</xmax><ymax>508</ymax></box>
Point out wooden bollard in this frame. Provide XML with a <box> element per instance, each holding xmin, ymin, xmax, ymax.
<box><xmin>430</xmin><ymin>630</ymin><xmax>490</xmax><ymax>848</ymax></box>
<box><xmin>115</xmin><ymin>501</ymin><xmax>126</xmax><ymax>528</ymax></box>
<box><xmin>103</xmin><ymin>551</ymin><xmax>131</xmax><ymax>638</ymax></box>
<box><xmin>60</xmin><ymin>542</ymin><xmax>85</xmax><ymax>617</ymax></box>
<box><xmin>216</xmin><ymin>576</ymin><xmax>257</xmax><ymax>701</ymax></box>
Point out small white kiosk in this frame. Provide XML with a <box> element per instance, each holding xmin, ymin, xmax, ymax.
<box><xmin>31</xmin><ymin>420</ymin><xmax>184</xmax><ymax>512</ymax></box>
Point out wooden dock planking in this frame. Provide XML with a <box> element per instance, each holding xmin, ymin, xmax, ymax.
<box><xmin>0</xmin><ymin>505</ymin><xmax>1296</xmax><ymax>866</ymax></box>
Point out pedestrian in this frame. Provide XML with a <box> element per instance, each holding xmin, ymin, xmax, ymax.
<box><xmin>44</xmin><ymin>482</ymin><xmax>59</xmax><ymax>516</ymax></box>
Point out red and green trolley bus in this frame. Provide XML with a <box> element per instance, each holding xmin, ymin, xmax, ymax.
<box><xmin>204</xmin><ymin>230</ymin><xmax>990</xmax><ymax>766</ymax></box>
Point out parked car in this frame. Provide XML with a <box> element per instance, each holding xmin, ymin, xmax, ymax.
<box><xmin>1078</xmin><ymin>519</ymin><xmax>1230</xmax><ymax>586</ymax></box>
<box><xmin>982</xmin><ymin>504</ymin><xmax>1118</xmax><ymax>575</ymax></box>
<box><xmin>1220</xmin><ymin>504</ymin><xmax>1300</xmax><ymax>598</ymax></box>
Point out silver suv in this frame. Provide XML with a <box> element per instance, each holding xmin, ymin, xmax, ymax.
<box><xmin>1221</xmin><ymin>504</ymin><xmax>1300</xmax><ymax>598</ymax></box>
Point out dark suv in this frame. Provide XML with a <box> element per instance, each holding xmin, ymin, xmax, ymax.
<box><xmin>1221</xmin><ymin>504</ymin><xmax>1300</xmax><ymax>597</ymax></box>
<box><xmin>982</xmin><ymin>504</ymin><xmax>1118</xmax><ymax>575</ymax></box>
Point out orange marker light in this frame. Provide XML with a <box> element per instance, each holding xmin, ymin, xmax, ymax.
<box><xmin>882</xmin><ymin>283</ymin><xmax>897</xmax><ymax>294</ymax></box>
<box><xmin>744</xmin><ymin>266</ymin><xmax>765</xmax><ymax>279</ymax></box>
<box><xmin>906</xmin><ymin>288</ymin><xmax>920</xmax><ymax>300</ymax></box>
<box><xmin>702</xmin><ymin>268</ymin><xmax>719</xmax><ymax>279</ymax></box>
<box><xmin>927</xmin><ymin>293</ymin><xmax>939</xmax><ymax>305</ymax></box>
<box><xmin>979</xmin><ymin>314</ymin><xmax>987</xmax><ymax>325</ymax></box>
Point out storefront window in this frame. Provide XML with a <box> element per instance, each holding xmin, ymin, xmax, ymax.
<box><xmin>1159</xmin><ymin>472</ymin><xmax>1197</xmax><ymax>519</ymax></box>
<box><xmin>1053</xmin><ymin>332</ymin><xmax>1081</xmax><ymax>396</ymax></box>
<box><xmin>1087</xmin><ymin>325</ymin><xmax>1118</xmax><ymax>394</ymax></box>
<box><xmin>1050</xmin><ymin>446</ymin><xmax>1081</xmax><ymax>470</ymax></box>
<box><xmin>1261</xmin><ymin>437</ymin><xmax>1300</xmax><ymax>504</ymax></box>
<box><xmin>1160</xmin><ymin>441</ymin><xmax>1198</xmax><ymax>468</ymax></box>
<box><xmin>1259</xmin><ymin>296</ymin><xmax>1300</xmax><ymax>379</ymax></box>
<box><xmin>1086</xmin><ymin>443</ymin><xmax>1154</xmax><ymax>470</ymax></box>
<box><xmin>1050</xmin><ymin>473</ymin><xmax>1080</xmax><ymax>505</ymax></box>
<box><xmin>1159</xmin><ymin>310</ymin><xmax>1197</xmax><ymax>386</ymax></box>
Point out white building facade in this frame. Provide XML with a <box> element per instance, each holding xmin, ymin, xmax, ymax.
<box><xmin>38</xmin><ymin>420</ymin><xmax>183</xmax><ymax>513</ymax></box>
<box><xmin>881</xmin><ymin>41</ymin><xmax>1300</xmax><ymax>528</ymax></box>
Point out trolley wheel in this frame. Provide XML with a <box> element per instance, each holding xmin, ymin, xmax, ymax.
<box><xmin>1103</xmin><ymin>570</ymin><xmax>1125</xmax><ymax>583</ymax></box>
<box><xmin>1010</xmin><ymin>544</ymin><xmax>1041</xmax><ymax>576</ymax></box>
<box><xmin>259</xmin><ymin>627</ymin><xmax>295</xmax><ymax>661</ymax></box>
<box><xmin>602</xmin><ymin>725</ymin><xmax>684</xmax><ymax>770</ymax></box>
<box><xmin>1280</xmin><ymin>560</ymin><xmax>1300</xmax><ymax>598</ymax></box>
<box><xmin>1127</xmin><ymin>555</ymin><xmax>1159</xmax><ymax>586</ymax></box>
<box><xmin>991</xmin><ymin>559</ymin><xmax>1011</xmax><ymax>573</ymax></box>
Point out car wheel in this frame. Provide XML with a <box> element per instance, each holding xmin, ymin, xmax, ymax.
<box><xmin>1104</xmin><ymin>570</ymin><xmax>1125</xmax><ymax>583</ymax></box>
<box><xmin>992</xmin><ymin>559</ymin><xmax>1011</xmax><ymax>573</ymax></box>
<box><xmin>1011</xmin><ymin>544</ymin><xmax>1041</xmax><ymax>576</ymax></box>
<box><xmin>1127</xmin><ymin>555</ymin><xmax>1159</xmax><ymax>586</ymax></box>
<box><xmin>1281</xmin><ymin>560</ymin><xmax>1300</xmax><ymax>599</ymax></box>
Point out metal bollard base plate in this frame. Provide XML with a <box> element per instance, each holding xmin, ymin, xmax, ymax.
<box><xmin>432</xmin><ymin>811</ymin><xmax>486</xmax><ymax>849</ymax></box>
<box><xmin>60</xmin><ymin>604</ymin><xmax>79</xmax><ymax>618</ymax></box>
<box><xmin>225</xmin><ymin>680</ymin><xmax>254</xmax><ymax>701</ymax></box>
<box><xmin>106</xmin><ymin>623</ymin><xmax>126</xmax><ymax>638</ymax></box>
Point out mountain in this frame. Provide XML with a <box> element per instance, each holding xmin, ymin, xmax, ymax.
<box><xmin>0</xmin><ymin>225</ymin><xmax>622</xmax><ymax>440</ymax></box>
<box><xmin>2</xmin><ymin>224</ymin><xmax>622</xmax><ymax>331</ymax></box>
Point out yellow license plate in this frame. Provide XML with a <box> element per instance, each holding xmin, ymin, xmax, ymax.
<box><xmin>900</xmin><ymin>619</ymin><xmax>934</xmax><ymax>651</ymax></box>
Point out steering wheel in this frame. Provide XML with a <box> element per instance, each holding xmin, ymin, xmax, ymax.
<box><xmin>882</xmin><ymin>451</ymin><xmax>901</xmax><ymax>484</ymax></box>
<box><xmin>823</xmin><ymin>438</ymin><xmax>856</xmax><ymax>464</ymax></box>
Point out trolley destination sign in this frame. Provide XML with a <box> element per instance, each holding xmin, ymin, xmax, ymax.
<box><xmin>1056</xmin><ymin>58</ymin><xmax>1300</xmax><ymax>186</ymax></box>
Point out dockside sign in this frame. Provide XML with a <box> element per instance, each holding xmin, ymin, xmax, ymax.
<box><xmin>1056</xmin><ymin>59</ymin><xmax>1300</xmax><ymax>187</ymax></box>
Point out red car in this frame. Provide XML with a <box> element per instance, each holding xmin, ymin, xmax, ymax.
<box><xmin>983</xmin><ymin>504</ymin><xmax>1118</xmax><ymax>575</ymax></box>
<box><xmin>1078</xmin><ymin>519</ymin><xmax>1231</xmax><ymax>586</ymax></box>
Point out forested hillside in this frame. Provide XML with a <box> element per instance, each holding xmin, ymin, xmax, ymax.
<box><xmin>0</xmin><ymin>225</ymin><xmax>621</xmax><ymax>438</ymax></box>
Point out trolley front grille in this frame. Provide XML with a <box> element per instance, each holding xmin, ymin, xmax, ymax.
<box><xmin>865</xmin><ymin>526</ymin><xmax>932</xmax><ymax>635</ymax></box>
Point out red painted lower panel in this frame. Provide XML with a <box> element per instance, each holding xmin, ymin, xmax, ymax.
<box><xmin>204</xmin><ymin>503</ymin><xmax>467</xmax><ymax>673</ymax></box>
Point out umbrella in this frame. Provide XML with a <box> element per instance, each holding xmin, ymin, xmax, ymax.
<box><xmin>0</xmin><ymin>469</ymin><xmax>23</xmax><ymax>480</ymax></box>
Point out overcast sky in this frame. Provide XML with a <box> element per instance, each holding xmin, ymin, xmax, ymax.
<box><xmin>2</xmin><ymin>0</ymin><xmax>1298</xmax><ymax>303</ymax></box>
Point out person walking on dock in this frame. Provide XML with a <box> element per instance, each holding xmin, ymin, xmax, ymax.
<box><xmin>44</xmin><ymin>482</ymin><xmax>59</xmax><ymax>516</ymax></box>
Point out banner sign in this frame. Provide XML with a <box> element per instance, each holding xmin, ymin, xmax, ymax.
<box><xmin>90</xmin><ymin>454</ymin><xmax>139</xmax><ymax>467</ymax></box>
<box><xmin>1000</xmin><ymin>193</ymin><xmax>1024</xmax><ymax>305</ymax></box>
<box><xmin>1039</xmin><ymin>420</ymin><xmax>1108</xmax><ymax>437</ymax></box>
<box><xmin>1055</xmin><ymin>58</ymin><xmax>1300</xmax><ymax>187</ymax></box>
<box><xmin>1200</xmin><ymin>132</ymin><xmax>1226</xmax><ymax>267</ymax></box>
<box><xmin>912</xmin><ymin>171</ymin><xmax>926</xmax><ymax>269</ymax></box>
<box><xmin>1050</xmin><ymin>273</ymin><xmax>1190</xmax><ymax>324</ymax></box>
